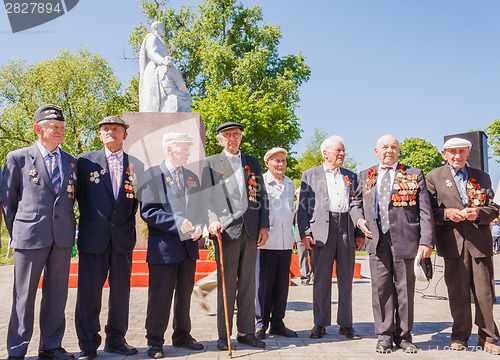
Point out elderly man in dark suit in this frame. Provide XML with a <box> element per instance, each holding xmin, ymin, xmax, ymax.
<box><xmin>201</xmin><ymin>122</ymin><xmax>269</xmax><ymax>350</ymax></box>
<box><xmin>140</xmin><ymin>132</ymin><xmax>204</xmax><ymax>359</ymax></box>
<box><xmin>426</xmin><ymin>137</ymin><xmax>500</xmax><ymax>354</ymax></box>
<box><xmin>350</xmin><ymin>134</ymin><xmax>435</xmax><ymax>353</ymax></box>
<box><xmin>297</xmin><ymin>135</ymin><xmax>364</xmax><ymax>341</ymax></box>
<box><xmin>75</xmin><ymin>116</ymin><xmax>143</xmax><ymax>360</ymax></box>
<box><xmin>1</xmin><ymin>105</ymin><xmax>77</xmax><ymax>360</ymax></box>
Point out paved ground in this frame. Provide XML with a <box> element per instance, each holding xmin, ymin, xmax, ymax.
<box><xmin>1</xmin><ymin>254</ymin><xmax>500</xmax><ymax>359</ymax></box>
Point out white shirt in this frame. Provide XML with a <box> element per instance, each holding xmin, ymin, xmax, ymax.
<box><xmin>375</xmin><ymin>162</ymin><xmax>398</xmax><ymax>217</ymax></box>
<box><xmin>260</xmin><ymin>171</ymin><xmax>295</xmax><ymax>250</ymax></box>
<box><xmin>223</xmin><ymin>149</ymin><xmax>245</xmax><ymax>196</ymax></box>
<box><xmin>37</xmin><ymin>141</ymin><xmax>63</xmax><ymax>179</ymax></box>
<box><xmin>105</xmin><ymin>147</ymin><xmax>124</xmax><ymax>200</ymax></box>
<box><xmin>324</xmin><ymin>164</ymin><xmax>349</xmax><ymax>213</ymax></box>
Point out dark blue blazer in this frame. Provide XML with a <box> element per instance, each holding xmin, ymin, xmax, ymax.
<box><xmin>76</xmin><ymin>148</ymin><xmax>144</xmax><ymax>254</ymax></box>
<box><xmin>140</xmin><ymin>162</ymin><xmax>201</xmax><ymax>264</ymax></box>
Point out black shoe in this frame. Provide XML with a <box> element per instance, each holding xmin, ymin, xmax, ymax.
<box><xmin>339</xmin><ymin>326</ymin><xmax>361</xmax><ymax>340</ymax></box>
<box><xmin>236</xmin><ymin>334</ymin><xmax>266</xmax><ymax>348</ymax></box>
<box><xmin>255</xmin><ymin>328</ymin><xmax>266</xmax><ymax>340</ymax></box>
<box><xmin>8</xmin><ymin>356</ymin><xmax>24</xmax><ymax>360</ymax></box>
<box><xmin>172</xmin><ymin>336</ymin><xmax>204</xmax><ymax>351</ymax></box>
<box><xmin>309</xmin><ymin>325</ymin><xmax>325</xmax><ymax>339</ymax></box>
<box><xmin>376</xmin><ymin>340</ymin><xmax>393</xmax><ymax>354</ymax></box>
<box><xmin>147</xmin><ymin>345</ymin><xmax>164</xmax><ymax>359</ymax></box>
<box><xmin>397</xmin><ymin>340</ymin><xmax>417</xmax><ymax>353</ymax></box>
<box><xmin>103</xmin><ymin>343</ymin><xmax>138</xmax><ymax>356</ymax></box>
<box><xmin>76</xmin><ymin>350</ymin><xmax>96</xmax><ymax>360</ymax></box>
<box><xmin>39</xmin><ymin>348</ymin><xmax>74</xmax><ymax>360</ymax></box>
<box><xmin>270</xmin><ymin>326</ymin><xmax>298</xmax><ymax>338</ymax></box>
<box><xmin>216</xmin><ymin>338</ymin><xmax>229</xmax><ymax>351</ymax></box>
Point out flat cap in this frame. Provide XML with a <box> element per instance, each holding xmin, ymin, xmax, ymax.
<box><xmin>98</xmin><ymin>116</ymin><xmax>129</xmax><ymax>129</ymax></box>
<box><xmin>34</xmin><ymin>104</ymin><xmax>64</xmax><ymax>123</ymax></box>
<box><xmin>264</xmin><ymin>147</ymin><xmax>288</xmax><ymax>162</ymax></box>
<box><xmin>217</xmin><ymin>122</ymin><xmax>244</xmax><ymax>133</ymax></box>
<box><xmin>443</xmin><ymin>137</ymin><xmax>472</xmax><ymax>150</ymax></box>
<box><xmin>162</xmin><ymin>132</ymin><xmax>194</xmax><ymax>149</ymax></box>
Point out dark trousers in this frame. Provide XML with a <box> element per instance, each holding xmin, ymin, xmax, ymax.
<box><xmin>369</xmin><ymin>231</ymin><xmax>414</xmax><ymax>343</ymax></box>
<box><xmin>213</xmin><ymin>227</ymin><xmax>257</xmax><ymax>338</ymax></box>
<box><xmin>255</xmin><ymin>249</ymin><xmax>292</xmax><ymax>331</ymax></box>
<box><xmin>146</xmin><ymin>256</ymin><xmax>196</xmax><ymax>346</ymax></box>
<box><xmin>444</xmin><ymin>240</ymin><xmax>499</xmax><ymax>343</ymax></box>
<box><xmin>75</xmin><ymin>245</ymin><xmax>133</xmax><ymax>350</ymax></box>
<box><xmin>8</xmin><ymin>244</ymin><xmax>72</xmax><ymax>357</ymax></box>
<box><xmin>311</xmin><ymin>212</ymin><xmax>354</xmax><ymax>327</ymax></box>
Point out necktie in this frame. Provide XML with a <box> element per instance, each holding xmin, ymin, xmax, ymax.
<box><xmin>49</xmin><ymin>153</ymin><xmax>61</xmax><ymax>194</ymax></box>
<box><xmin>175</xmin><ymin>168</ymin><xmax>185</xmax><ymax>197</ymax></box>
<box><xmin>378</xmin><ymin>168</ymin><xmax>391</xmax><ymax>234</ymax></box>
<box><xmin>109</xmin><ymin>153</ymin><xmax>120</xmax><ymax>200</ymax></box>
<box><xmin>455</xmin><ymin>170</ymin><xmax>468</xmax><ymax>205</ymax></box>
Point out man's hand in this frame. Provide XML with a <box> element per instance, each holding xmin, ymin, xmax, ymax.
<box><xmin>418</xmin><ymin>244</ymin><xmax>433</xmax><ymax>258</ymax></box>
<box><xmin>257</xmin><ymin>228</ymin><xmax>269</xmax><ymax>247</ymax></box>
<box><xmin>465</xmin><ymin>207</ymin><xmax>479</xmax><ymax>221</ymax></box>
<box><xmin>355</xmin><ymin>237</ymin><xmax>366</xmax><ymax>251</ymax></box>
<box><xmin>445</xmin><ymin>208</ymin><xmax>467</xmax><ymax>222</ymax></box>
<box><xmin>180</xmin><ymin>219</ymin><xmax>195</xmax><ymax>234</ymax></box>
<box><xmin>301</xmin><ymin>235</ymin><xmax>316</xmax><ymax>250</ymax></box>
<box><xmin>358</xmin><ymin>219</ymin><xmax>372</xmax><ymax>238</ymax></box>
<box><xmin>208</xmin><ymin>221</ymin><xmax>224</xmax><ymax>236</ymax></box>
<box><xmin>191</xmin><ymin>225</ymin><xmax>202</xmax><ymax>241</ymax></box>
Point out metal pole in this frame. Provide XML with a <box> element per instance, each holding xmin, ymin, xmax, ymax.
<box><xmin>216</xmin><ymin>231</ymin><xmax>232</xmax><ymax>357</ymax></box>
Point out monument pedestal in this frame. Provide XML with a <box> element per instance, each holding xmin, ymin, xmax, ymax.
<box><xmin>122</xmin><ymin>111</ymin><xmax>206</xmax><ymax>248</ymax></box>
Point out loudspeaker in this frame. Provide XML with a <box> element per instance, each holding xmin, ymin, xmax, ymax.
<box><xmin>443</xmin><ymin>131</ymin><xmax>488</xmax><ymax>172</ymax></box>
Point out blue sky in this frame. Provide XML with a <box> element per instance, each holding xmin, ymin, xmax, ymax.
<box><xmin>1</xmin><ymin>0</ymin><xmax>499</xmax><ymax>184</ymax></box>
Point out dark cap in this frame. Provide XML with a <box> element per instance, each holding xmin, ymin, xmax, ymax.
<box><xmin>98</xmin><ymin>116</ymin><xmax>129</xmax><ymax>129</ymax></box>
<box><xmin>216</xmin><ymin>121</ymin><xmax>243</xmax><ymax>133</ymax></box>
<box><xmin>34</xmin><ymin>104</ymin><xmax>65</xmax><ymax>123</ymax></box>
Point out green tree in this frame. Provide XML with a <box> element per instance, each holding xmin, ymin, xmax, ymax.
<box><xmin>129</xmin><ymin>0</ymin><xmax>310</xmax><ymax>162</ymax></box>
<box><xmin>486</xmin><ymin>119</ymin><xmax>500</xmax><ymax>159</ymax></box>
<box><xmin>293</xmin><ymin>128</ymin><xmax>358</xmax><ymax>186</ymax></box>
<box><xmin>398</xmin><ymin>137</ymin><xmax>444</xmax><ymax>174</ymax></box>
<box><xmin>0</xmin><ymin>49</ymin><xmax>127</xmax><ymax>163</ymax></box>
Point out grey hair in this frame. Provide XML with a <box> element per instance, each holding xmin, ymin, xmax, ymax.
<box><xmin>320</xmin><ymin>135</ymin><xmax>344</xmax><ymax>153</ymax></box>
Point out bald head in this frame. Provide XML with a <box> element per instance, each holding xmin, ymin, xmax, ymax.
<box><xmin>375</xmin><ymin>134</ymin><xmax>400</xmax><ymax>166</ymax></box>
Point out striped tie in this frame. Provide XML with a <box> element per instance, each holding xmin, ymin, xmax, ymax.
<box><xmin>49</xmin><ymin>153</ymin><xmax>61</xmax><ymax>194</ymax></box>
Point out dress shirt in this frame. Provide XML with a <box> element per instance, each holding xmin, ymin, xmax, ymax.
<box><xmin>375</xmin><ymin>162</ymin><xmax>398</xmax><ymax>218</ymax></box>
<box><xmin>37</xmin><ymin>141</ymin><xmax>63</xmax><ymax>180</ymax></box>
<box><xmin>105</xmin><ymin>147</ymin><xmax>124</xmax><ymax>200</ymax></box>
<box><xmin>450</xmin><ymin>165</ymin><xmax>468</xmax><ymax>205</ymax></box>
<box><xmin>323</xmin><ymin>163</ymin><xmax>349</xmax><ymax>213</ymax></box>
<box><xmin>223</xmin><ymin>149</ymin><xmax>245</xmax><ymax>196</ymax></box>
<box><xmin>260</xmin><ymin>171</ymin><xmax>295</xmax><ymax>250</ymax></box>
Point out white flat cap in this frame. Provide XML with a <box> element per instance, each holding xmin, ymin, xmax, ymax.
<box><xmin>264</xmin><ymin>147</ymin><xmax>288</xmax><ymax>162</ymax></box>
<box><xmin>162</xmin><ymin>132</ymin><xmax>194</xmax><ymax>149</ymax></box>
<box><xmin>443</xmin><ymin>137</ymin><xmax>472</xmax><ymax>150</ymax></box>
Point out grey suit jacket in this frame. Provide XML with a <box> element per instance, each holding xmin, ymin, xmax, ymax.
<box><xmin>297</xmin><ymin>165</ymin><xmax>360</xmax><ymax>246</ymax></box>
<box><xmin>426</xmin><ymin>165</ymin><xmax>499</xmax><ymax>259</ymax></box>
<box><xmin>201</xmin><ymin>151</ymin><xmax>269</xmax><ymax>241</ymax></box>
<box><xmin>1</xmin><ymin>143</ymin><xmax>77</xmax><ymax>249</ymax></box>
<box><xmin>350</xmin><ymin>163</ymin><xmax>435</xmax><ymax>259</ymax></box>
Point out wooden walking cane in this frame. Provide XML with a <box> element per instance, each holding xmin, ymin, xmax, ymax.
<box><xmin>216</xmin><ymin>230</ymin><xmax>232</xmax><ymax>356</ymax></box>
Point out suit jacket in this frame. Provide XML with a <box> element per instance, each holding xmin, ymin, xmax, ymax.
<box><xmin>140</xmin><ymin>162</ymin><xmax>200</xmax><ymax>264</ymax></box>
<box><xmin>76</xmin><ymin>149</ymin><xmax>143</xmax><ymax>254</ymax></box>
<box><xmin>297</xmin><ymin>165</ymin><xmax>360</xmax><ymax>246</ymax></box>
<box><xmin>1</xmin><ymin>143</ymin><xmax>77</xmax><ymax>249</ymax></box>
<box><xmin>350</xmin><ymin>163</ymin><xmax>435</xmax><ymax>259</ymax></box>
<box><xmin>201</xmin><ymin>151</ymin><xmax>269</xmax><ymax>241</ymax></box>
<box><xmin>426</xmin><ymin>165</ymin><xmax>499</xmax><ymax>258</ymax></box>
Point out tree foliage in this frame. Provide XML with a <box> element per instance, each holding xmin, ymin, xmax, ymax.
<box><xmin>398</xmin><ymin>137</ymin><xmax>444</xmax><ymax>174</ymax></box>
<box><xmin>0</xmin><ymin>49</ymin><xmax>127</xmax><ymax>162</ymax></box>
<box><xmin>293</xmin><ymin>128</ymin><xmax>358</xmax><ymax>186</ymax></box>
<box><xmin>486</xmin><ymin>119</ymin><xmax>500</xmax><ymax>160</ymax></box>
<box><xmin>129</xmin><ymin>0</ymin><xmax>310</xmax><ymax>163</ymax></box>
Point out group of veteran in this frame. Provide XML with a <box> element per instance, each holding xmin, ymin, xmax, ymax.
<box><xmin>1</xmin><ymin>103</ymin><xmax>500</xmax><ymax>359</ymax></box>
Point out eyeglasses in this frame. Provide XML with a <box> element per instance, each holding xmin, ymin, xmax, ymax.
<box><xmin>221</xmin><ymin>131</ymin><xmax>242</xmax><ymax>139</ymax></box>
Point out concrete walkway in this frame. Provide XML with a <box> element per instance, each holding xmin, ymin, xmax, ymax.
<box><xmin>1</xmin><ymin>254</ymin><xmax>500</xmax><ymax>359</ymax></box>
